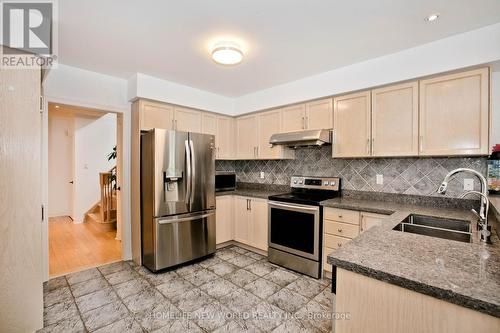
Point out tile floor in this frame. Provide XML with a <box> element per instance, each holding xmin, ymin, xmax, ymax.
<box><xmin>40</xmin><ymin>245</ymin><xmax>333</xmax><ymax>332</ymax></box>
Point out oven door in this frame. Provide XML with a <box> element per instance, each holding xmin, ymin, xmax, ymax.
<box><xmin>268</xmin><ymin>201</ymin><xmax>320</xmax><ymax>261</ymax></box>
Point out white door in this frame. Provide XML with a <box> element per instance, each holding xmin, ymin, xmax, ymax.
<box><xmin>48</xmin><ymin>116</ymin><xmax>74</xmax><ymax>217</ymax></box>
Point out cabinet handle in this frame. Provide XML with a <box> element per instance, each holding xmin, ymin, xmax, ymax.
<box><xmin>172</xmin><ymin>119</ymin><xmax>175</xmax><ymax>129</ymax></box>
<box><xmin>175</xmin><ymin>119</ymin><xmax>178</xmax><ymax>130</ymax></box>
<box><xmin>338</xmin><ymin>243</ymin><xmax>342</xmax><ymax>248</ymax></box>
<box><xmin>419</xmin><ymin>135</ymin><xmax>423</xmax><ymax>152</ymax></box>
<box><xmin>217</xmin><ymin>147</ymin><xmax>220</xmax><ymax>157</ymax></box>
<box><xmin>366</xmin><ymin>138</ymin><xmax>370</xmax><ymax>154</ymax></box>
<box><xmin>246</xmin><ymin>199</ymin><xmax>249</xmax><ymax>210</ymax></box>
<box><xmin>337</xmin><ymin>228</ymin><xmax>342</xmax><ymax>233</ymax></box>
<box><xmin>302</xmin><ymin>117</ymin><xmax>305</xmax><ymax>129</ymax></box>
<box><xmin>306</xmin><ymin>116</ymin><xmax>309</xmax><ymax>129</ymax></box>
<box><xmin>249</xmin><ymin>199</ymin><xmax>251</xmax><ymax>210</ymax></box>
<box><xmin>256</xmin><ymin>146</ymin><xmax>259</xmax><ymax>157</ymax></box>
<box><xmin>338</xmin><ymin>214</ymin><xmax>343</xmax><ymax>218</ymax></box>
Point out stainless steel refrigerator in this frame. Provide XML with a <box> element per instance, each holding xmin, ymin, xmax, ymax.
<box><xmin>141</xmin><ymin>129</ymin><xmax>216</xmax><ymax>272</ymax></box>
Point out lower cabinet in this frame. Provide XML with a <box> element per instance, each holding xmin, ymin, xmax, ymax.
<box><xmin>216</xmin><ymin>195</ymin><xmax>268</xmax><ymax>251</ymax></box>
<box><xmin>322</xmin><ymin>207</ymin><xmax>387</xmax><ymax>273</ymax></box>
<box><xmin>215</xmin><ymin>196</ymin><xmax>233</xmax><ymax>244</ymax></box>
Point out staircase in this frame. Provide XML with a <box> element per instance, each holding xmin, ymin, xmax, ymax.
<box><xmin>84</xmin><ymin>166</ymin><xmax>117</xmax><ymax>232</ymax></box>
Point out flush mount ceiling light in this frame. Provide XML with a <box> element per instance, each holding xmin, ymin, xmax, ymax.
<box><xmin>211</xmin><ymin>41</ymin><xmax>244</xmax><ymax>65</ymax></box>
<box><xmin>425</xmin><ymin>13</ymin><xmax>440</xmax><ymax>22</ymax></box>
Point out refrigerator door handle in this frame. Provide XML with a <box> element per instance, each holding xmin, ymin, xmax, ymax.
<box><xmin>157</xmin><ymin>211</ymin><xmax>215</xmax><ymax>224</ymax></box>
<box><xmin>189</xmin><ymin>139</ymin><xmax>196</xmax><ymax>204</ymax></box>
<box><xmin>184</xmin><ymin>139</ymin><xmax>192</xmax><ymax>204</ymax></box>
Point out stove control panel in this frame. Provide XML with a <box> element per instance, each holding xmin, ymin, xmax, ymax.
<box><xmin>291</xmin><ymin>176</ymin><xmax>340</xmax><ymax>191</ymax></box>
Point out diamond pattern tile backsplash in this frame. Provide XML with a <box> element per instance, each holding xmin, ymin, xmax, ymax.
<box><xmin>216</xmin><ymin>146</ymin><xmax>488</xmax><ymax>198</ymax></box>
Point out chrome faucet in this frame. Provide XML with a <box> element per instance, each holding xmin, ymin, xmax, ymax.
<box><xmin>460</xmin><ymin>191</ymin><xmax>491</xmax><ymax>243</ymax></box>
<box><xmin>437</xmin><ymin>168</ymin><xmax>491</xmax><ymax>243</ymax></box>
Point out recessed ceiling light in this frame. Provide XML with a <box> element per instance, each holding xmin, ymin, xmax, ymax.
<box><xmin>425</xmin><ymin>13</ymin><xmax>439</xmax><ymax>22</ymax></box>
<box><xmin>54</xmin><ymin>105</ymin><xmax>60</xmax><ymax>108</ymax></box>
<box><xmin>211</xmin><ymin>41</ymin><xmax>244</xmax><ymax>65</ymax></box>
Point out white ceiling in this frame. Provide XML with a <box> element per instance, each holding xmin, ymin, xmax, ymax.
<box><xmin>59</xmin><ymin>0</ymin><xmax>500</xmax><ymax>97</ymax></box>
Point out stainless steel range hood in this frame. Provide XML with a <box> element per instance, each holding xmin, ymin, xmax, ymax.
<box><xmin>269</xmin><ymin>129</ymin><xmax>332</xmax><ymax>148</ymax></box>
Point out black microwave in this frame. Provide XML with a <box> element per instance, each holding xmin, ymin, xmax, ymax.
<box><xmin>215</xmin><ymin>171</ymin><xmax>236</xmax><ymax>191</ymax></box>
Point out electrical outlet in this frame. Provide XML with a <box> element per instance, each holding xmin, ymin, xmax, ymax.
<box><xmin>464</xmin><ymin>178</ymin><xmax>474</xmax><ymax>191</ymax></box>
<box><xmin>376</xmin><ymin>174</ymin><xmax>384</xmax><ymax>185</ymax></box>
<box><xmin>260</xmin><ymin>172</ymin><xmax>265</xmax><ymax>179</ymax></box>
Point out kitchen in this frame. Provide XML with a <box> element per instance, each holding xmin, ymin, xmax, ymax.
<box><xmin>2</xmin><ymin>1</ymin><xmax>500</xmax><ymax>333</ymax></box>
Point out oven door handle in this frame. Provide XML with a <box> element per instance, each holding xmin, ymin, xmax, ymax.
<box><xmin>269</xmin><ymin>201</ymin><xmax>319</xmax><ymax>211</ymax></box>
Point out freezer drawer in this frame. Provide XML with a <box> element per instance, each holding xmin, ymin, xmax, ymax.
<box><xmin>142</xmin><ymin>209</ymin><xmax>216</xmax><ymax>272</ymax></box>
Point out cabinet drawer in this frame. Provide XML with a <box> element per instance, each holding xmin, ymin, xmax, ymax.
<box><xmin>324</xmin><ymin>234</ymin><xmax>351</xmax><ymax>249</ymax></box>
<box><xmin>324</xmin><ymin>207</ymin><xmax>360</xmax><ymax>225</ymax></box>
<box><xmin>324</xmin><ymin>220</ymin><xmax>359</xmax><ymax>238</ymax></box>
<box><xmin>323</xmin><ymin>246</ymin><xmax>335</xmax><ymax>273</ymax></box>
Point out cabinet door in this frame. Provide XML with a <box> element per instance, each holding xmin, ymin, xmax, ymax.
<box><xmin>174</xmin><ymin>107</ymin><xmax>202</xmax><ymax>133</ymax></box>
<box><xmin>281</xmin><ymin>104</ymin><xmax>306</xmax><ymax>132</ymax></box>
<box><xmin>372</xmin><ymin>82</ymin><xmax>418</xmax><ymax>156</ymax></box>
<box><xmin>234</xmin><ymin>197</ymin><xmax>250</xmax><ymax>245</ymax></box>
<box><xmin>419</xmin><ymin>68</ymin><xmax>489</xmax><ymax>156</ymax></box>
<box><xmin>250</xmin><ymin>198</ymin><xmax>268</xmax><ymax>251</ymax></box>
<box><xmin>141</xmin><ymin>102</ymin><xmax>174</xmax><ymax>130</ymax></box>
<box><xmin>216</xmin><ymin>196</ymin><xmax>233</xmax><ymax>244</ymax></box>
<box><xmin>257</xmin><ymin>110</ymin><xmax>282</xmax><ymax>159</ymax></box>
<box><xmin>236</xmin><ymin>115</ymin><xmax>257</xmax><ymax>159</ymax></box>
<box><xmin>306</xmin><ymin>98</ymin><xmax>333</xmax><ymax>130</ymax></box>
<box><xmin>202</xmin><ymin>113</ymin><xmax>217</xmax><ymax>136</ymax></box>
<box><xmin>333</xmin><ymin>91</ymin><xmax>371</xmax><ymax>158</ymax></box>
<box><xmin>217</xmin><ymin>116</ymin><xmax>234</xmax><ymax>159</ymax></box>
<box><xmin>360</xmin><ymin>212</ymin><xmax>386</xmax><ymax>233</ymax></box>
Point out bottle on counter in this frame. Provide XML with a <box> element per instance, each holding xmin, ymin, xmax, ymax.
<box><xmin>487</xmin><ymin>144</ymin><xmax>500</xmax><ymax>194</ymax></box>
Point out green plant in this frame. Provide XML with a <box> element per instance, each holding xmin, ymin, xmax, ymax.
<box><xmin>107</xmin><ymin>145</ymin><xmax>117</xmax><ymax>161</ymax></box>
<box><xmin>107</xmin><ymin>145</ymin><xmax>117</xmax><ymax>190</ymax></box>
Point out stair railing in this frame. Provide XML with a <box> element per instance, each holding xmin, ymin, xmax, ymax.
<box><xmin>99</xmin><ymin>166</ymin><xmax>116</xmax><ymax>223</ymax></box>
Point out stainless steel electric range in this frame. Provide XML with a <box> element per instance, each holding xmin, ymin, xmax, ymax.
<box><xmin>268</xmin><ymin>176</ymin><xmax>341</xmax><ymax>278</ymax></box>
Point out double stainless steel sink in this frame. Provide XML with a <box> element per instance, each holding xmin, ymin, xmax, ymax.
<box><xmin>393</xmin><ymin>214</ymin><xmax>472</xmax><ymax>243</ymax></box>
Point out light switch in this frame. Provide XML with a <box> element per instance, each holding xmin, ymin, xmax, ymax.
<box><xmin>376</xmin><ymin>174</ymin><xmax>383</xmax><ymax>185</ymax></box>
<box><xmin>464</xmin><ymin>178</ymin><xmax>474</xmax><ymax>191</ymax></box>
<box><xmin>260</xmin><ymin>172</ymin><xmax>265</xmax><ymax>179</ymax></box>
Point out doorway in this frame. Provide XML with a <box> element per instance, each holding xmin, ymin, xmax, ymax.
<box><xmin>47</xmin><ymin>103</ymin><xmax>123</xmax><ymax>277</ymax></box>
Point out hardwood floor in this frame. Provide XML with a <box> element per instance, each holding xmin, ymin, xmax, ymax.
<box><xmin>49</xmin><ymin>216</ymin><xmax>122</xmax><ymax>277</ymax></box>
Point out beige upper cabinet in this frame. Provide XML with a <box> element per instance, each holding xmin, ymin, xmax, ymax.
<box><xmin>305</xmin><ymin>99</ymin><xmax>333</xmax><ymax>130</ymax></box>
<box><xmin>371</xmin><ymin>82</ymin><xmax>418</xmax><ymax>157</ymax></box>
<box><xmin>141</xmin><ymin>101</ymin><xmax>174</xmax><ymax>130</ymax></box>
<box><xmin>236</xmin><ymin>115</ymin><xmax>258</xmax><ymax>159</ymax></box>
<box><xmin>173</xmin><ymin>107</ymin><xmax>202</xmax><ymax>133</ymax></box>
<box><xmin>281</xmin><ymin>104</ymin><xmax>306</xmax><ymax>132</ymax></box>
<box><xmin>216</xmin><ymin>116</ymin><xmax>234</xmax><ymax>159</ymax></box>
<box><xmin>333</xmin><ymin>91</ymin><xmax>371</xmax><ymax>158</ymax></box>
<box><xmin>257</xmin><ymin>110</ymin><xmax>282</xmax><ymax>159</ymax></box>
<box><xmin>236</xmin><ymin>110</ymin><xmax>294</xmax><ymax>159</ymax></box>
<box><xmin>201</xmin><ymin>113</ymin><xmax>217</xmax><ymax>136</ymax></box>
<box><xmin>281</xmin><ymin>99</ymin><xmax>332</xmax><ymax>132</ymax></box>
<box><xmin>419</xmin><ymin>68</ymin><xmax>489</xmax><ymax>156</ymax></box>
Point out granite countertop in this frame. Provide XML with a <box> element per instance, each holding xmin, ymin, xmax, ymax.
<box><xmin>324</xmin><ymin>195</ymin><xmax>500</xmax><ymax>318</ymax></box>
<box><xmin>216</xmin><ymin>188</ymin><xmax>285</xmax><ymax>199</ymax></box>
<box><xmin>216</xmin><ymin>182</ymin><xmax>289</xmax><ymax>199</ymax></box>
